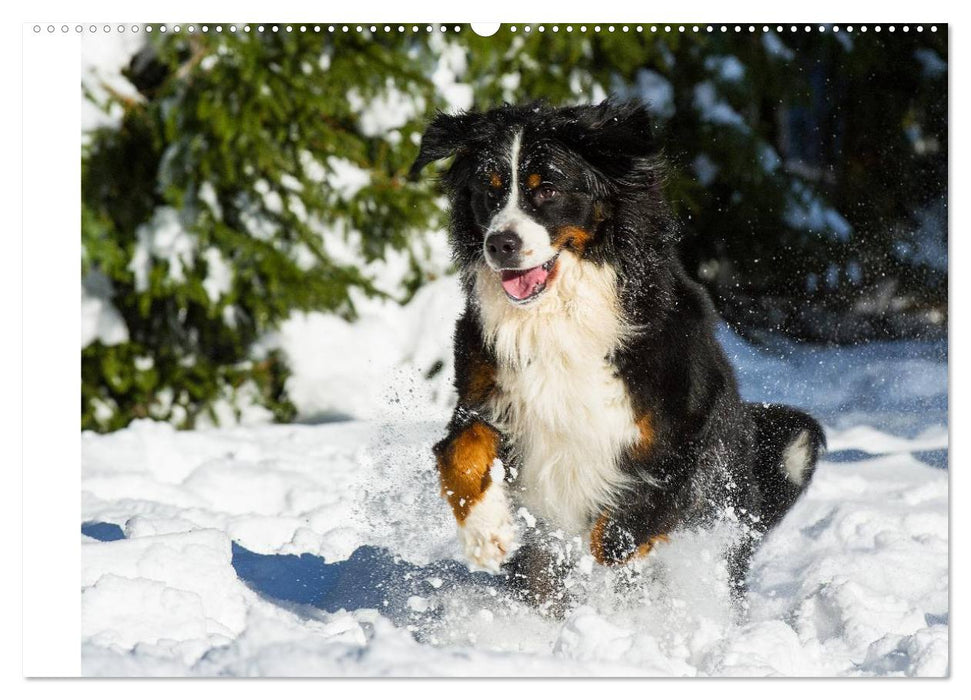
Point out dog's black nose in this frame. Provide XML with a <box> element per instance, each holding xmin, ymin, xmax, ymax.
<box><xmin>485</xmin><ymin>230</ymin><xmax>522</xmax><ymax>268</ymax></box>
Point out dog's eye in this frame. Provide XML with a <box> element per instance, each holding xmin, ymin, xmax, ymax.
<box><xmin>533</xmin><ymin>185</ymin><xmax>557</xmax><ymax>204</ymax></box>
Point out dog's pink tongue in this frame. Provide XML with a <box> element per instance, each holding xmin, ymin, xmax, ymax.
<box><xmin>501</xmin><ymin>265</ymin><xmax>549</xmax><ymax>300</ymax></box>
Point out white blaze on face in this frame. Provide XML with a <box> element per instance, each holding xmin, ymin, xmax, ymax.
<box><xmin>484</xmin><ymin>130</ymin><xmax>557</xmax><ymax>271</ymax></box>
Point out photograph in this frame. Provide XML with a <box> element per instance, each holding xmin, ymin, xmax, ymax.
<box><xmin>78</xmin><ymin>21</ymin><xmax>947</xmax><ymax>676</ymax></box>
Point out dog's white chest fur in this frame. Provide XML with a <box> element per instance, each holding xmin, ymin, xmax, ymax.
<box><xmin>474</xmin><ymin>256</ymin><xmax>640</xmax><ymax>534</ymax></box>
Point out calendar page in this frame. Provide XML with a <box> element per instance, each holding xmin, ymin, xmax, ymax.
<box><xmin>22</xmin><ymin>14</ymin><xmax>949</xmax><ymax>679</ymax></box>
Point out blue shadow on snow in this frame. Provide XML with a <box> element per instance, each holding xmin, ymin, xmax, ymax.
<box><xmin>80</xmin><ymin>521</ymin><xmax>499</xmax><ymax>623</ymax></box>
<box><xmin>825</xmin><ymin>448</ymin><xmax>948</xmax><ymax>470</ymax></box>
<box><xmin>81</xmin><ymin>521</ymin><xmax>125</xmax><ymax>542</ymax></box>
<box><xmin>230</xmin><ymin>542</ymin><xmax>499</xmax><ymax>618</ymax></box>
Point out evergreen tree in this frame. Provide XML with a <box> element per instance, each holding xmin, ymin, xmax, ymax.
<box><xmin>82</xmin><ymin>24</ymin><xmax>947</xmax><ymax>432</ymax></box>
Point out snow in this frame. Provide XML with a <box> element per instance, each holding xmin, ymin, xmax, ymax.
<box><xmin>81</xmin><ymin>271</ymin><xmax>129</xmax><ymax>348</ymax></box>
<box><xmin>201</xmin><ymin>247</ymin><xmax>233</xmax><ymax>302</ymax></box>
<box><xmin>893</xmin><ymin>200</ymin><xmax>948</xmax><ymax>271</ymax></box>
<box><xmin>762</xmin><ymin>32</ymin><xmax>795</xmax><ymax>61</ymax></box>
<box><xmin>324</xmin><ymin>157</ymin><xmax>371</xmax><ymax>201</ymax></box>
<box><xmin>254</xmin><ymin>179</ymin><xmax>284</xmax><ymax>215</ymax></box>
<box><xmin>705</xmin><ymin>55</ymin><xmax>746</xmax><ymax>83</ymax></box>
<box><xmin>81</xmin><ymin>31</ymin><xmax>145</xmax><ymax>133</ymax></box>
<box><xmin>429</xmin><ymin>36</ymin><xmax>474</xmax><ymax>112</ymax></box>
<box><xmin>633</xmin><ymin>69</ymin><xmax>675</xmax><ymax>120</ymax></box>
<box><xmin>82</xmin><ymin>529</ymin><xmax>248</xmax><ymax>659</ymax></box>
<box><xmin>129</xmin><ymin>207</ymin><xmax>198</xmax><ymax>292</ymax></box>
<box><xmin>237</xmin><ymin>194</ymin><xmax>279</xmax><ymax>241</ymax></box>
<box><xmin>693</xmin><ymin>81</ymin><xmax>748</xmax><ymax>130</ymax></box>
<box><xmin>785</xmin><ymin>181</ymin><xmax>854</xmax><ymax>241</ymax></box>
<box><xmin>692</xmin><ymin>153</ymin><xmax>719</xmax><ymax>186</ymax></box>
<box><xmin>347</xmin><ymin>81</ymin><xmax>426</xmax><ymax>139</ymax></box>
<box><xmin>914</xmin><ymin>48</ymin><xmax>947</xmax><ymax>79</ymax></box>
<box><xmin>298</xmin><ymin>149</ymin><xmax>328</xmax><ymax>184</ymax></box>
<box><xmin>833</xmin><ymin>30</ymin><xmax>854</xmax><ymax>53</ymax></box>
<box><xmin>758</xmin><ymin>141</ymin><xmax>782</xmax><ymax>173</ymax></box>
<box><xmin>500</xmin><ymin>72</ymin><xmax>522</xmax><ymax>102</ymax></box>
<box><xmin>265</xmin><ymin>275</ymin><xmax>460</xmax><ymax>422</ymax></box>
<box><xmin>197</xmin><ymin>181</ymin><xmax>223</xmax><ymax>220</ymax></box>
<box><xmin>81</xmin><ymin>277</ymin><xmax>948</xmax><ymax>677</ymax></box>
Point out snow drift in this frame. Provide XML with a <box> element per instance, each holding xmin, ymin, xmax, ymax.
<box><xmin>81</xmin><ymin>276</ymin><xmax>948</xmax><ymax>677</ymax></box>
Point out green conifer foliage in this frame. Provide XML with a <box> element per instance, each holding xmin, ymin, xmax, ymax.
<box><xmin>82</xmin><ymin>25</ymin><xmax>946</xmax><ymax>432</ymax></box>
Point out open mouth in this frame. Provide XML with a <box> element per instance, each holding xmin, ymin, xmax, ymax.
<box><xmin>499</xmin><ymin>255</ymin><xmax>558</xmax><ymax>303</ymax></box>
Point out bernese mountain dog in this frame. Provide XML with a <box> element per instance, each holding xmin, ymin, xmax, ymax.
<box><xmin>410</xmin><ymin>100</ymin><xmax>826</xmax><ymax>610</ymax></box>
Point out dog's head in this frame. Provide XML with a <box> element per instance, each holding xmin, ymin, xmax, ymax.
<box><xmin>411</xmin><ymin>100</ymin><xmax>663</xmax><ymax>306</ymax></box>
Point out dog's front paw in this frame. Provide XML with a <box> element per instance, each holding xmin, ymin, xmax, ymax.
<box><xmin>458</xmin><ymin>485</ymin><xmax>517</xmax><ymax>573</ymax></box>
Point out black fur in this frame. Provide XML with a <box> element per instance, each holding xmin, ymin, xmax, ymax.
<box><xmin>413</xmin><ymin>100</ymin><xmax>826</xmax><ymax>605</ymax></box>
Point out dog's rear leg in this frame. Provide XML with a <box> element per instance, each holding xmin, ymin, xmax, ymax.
<box><xmin>745</xmin><ymin>403</ymin><xmax>826</xmax><ymax>531</ymax></box>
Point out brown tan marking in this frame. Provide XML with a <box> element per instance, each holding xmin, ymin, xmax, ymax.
<box><xmin>436</xmin><ymin>422</ymin><xmax>500</xmax><ymax>522</ymax></box>
<box><xmin>590</xmin><ymin>511</ymin><xmax>669</xmax><ymax>565</ymax></box>
<box><xmin>526</xmin><ymin>173</ymin><xmax>542</xmax><ymax>189</ymax></box>
<box><xmin>489</xmin><ymin>172</ymin><xmax>502</xmax><ymax>189</ymax></box>
<box><xmin>633</xmin><ymin>533</ymin><xmax>670</xmax><ymax>559</ymax></box>
<box><xmin>589</xmin><ymin>513</ymin><xmax>611</xmax><ymax>564</ymax></box>
<box><xmin>631</xmin><ymin>413</ymin><xmax>655</xmax><ymax>459</ymax></box>
<box><xmin>552</xmin><ymin>225</ymin><xmax>595</xmax><ymax>254</ymax></box>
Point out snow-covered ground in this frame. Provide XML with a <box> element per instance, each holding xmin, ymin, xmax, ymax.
<box><xmin>81</xmin><ymin>276</ymin><xmax>949</xmax><ymax>677</ymax></box>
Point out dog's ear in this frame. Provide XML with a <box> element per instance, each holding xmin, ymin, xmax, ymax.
<box><xmin>552</xmin><ymin>101</ymin><xmax>661</xmax><ymax>185</ymax></box>
<box><xmin>409</xmin><ymin>111</ymin><xmax>483</xmax><ymax>180</ymax></box>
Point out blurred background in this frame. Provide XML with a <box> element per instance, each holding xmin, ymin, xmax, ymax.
<box><xmin>81</xmin><ymin>24</ymin><xmax>947</xmax><ymax>433</ymax></box>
